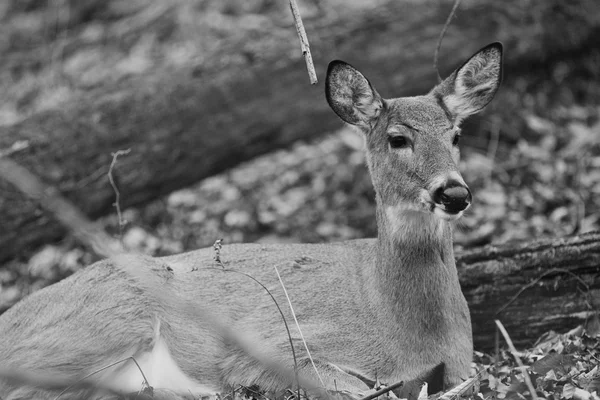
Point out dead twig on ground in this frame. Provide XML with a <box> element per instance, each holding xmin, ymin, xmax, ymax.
<box><xmin>495</xmin><ymin>320</ymin><xmax>539</xmax><ymax>400</ymax></box>
<box><xmin>359</xmin><ymin>380</ymin><xmax>405</xmax><ymax>400</ymax></box>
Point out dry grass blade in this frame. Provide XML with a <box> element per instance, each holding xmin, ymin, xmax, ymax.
<box><xmin>274</xmin><ymin>265</ymin><xmax>326</xmax><ymax>389</ymax></box>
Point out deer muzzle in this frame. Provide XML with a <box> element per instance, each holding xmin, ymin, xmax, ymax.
<box><xmin>432</xmin><ymin>180</ymin><xmax>472</xmax><ymax>214</ymax></box>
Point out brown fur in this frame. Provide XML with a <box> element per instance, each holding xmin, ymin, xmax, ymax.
<box><xmin>0</xmin><ymin>43</ymin><xmax>503</xmax><ymax>400</ymax></box>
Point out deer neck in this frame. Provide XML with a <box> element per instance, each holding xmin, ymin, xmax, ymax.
<box><xmin>367</xmin><ymin>199</ymin><xmax>459</xmax><ymax>324</ymax></box>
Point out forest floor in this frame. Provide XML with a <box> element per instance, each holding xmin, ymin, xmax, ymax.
<box><xmin>0</xmin><ymin>1</ymin><xmax>599</xmax><ymax>399</ymax></box>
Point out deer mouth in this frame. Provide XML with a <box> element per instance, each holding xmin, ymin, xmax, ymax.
<box><xmin>420</xmin><ymin>190</ymin><xmax>468</xmax><ymax>221</ymax></box>
<box><xmin>432</xmin><ymin>205</ymin><xmax>464</xmax><ymax>221</ymax></box>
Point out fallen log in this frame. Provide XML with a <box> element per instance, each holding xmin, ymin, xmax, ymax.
<box><xmin>457</xmin><ymin>231</ymin><xmax>600</xmax><ymax>351</ymax></box>
<box><xmin>1</xmin><ymin>0</ymin><xmax>599</xmax><ymax>261</ymax></box>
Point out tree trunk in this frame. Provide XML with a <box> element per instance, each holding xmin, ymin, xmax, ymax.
<box><xmin>457</xmin><ymin>231</ymin><xmax>600</xmax><ymax>351</ymax></box>
<box><xmin>1</xmin><ymin>0</ymin><xmax>599</xmax><ymax>261</ymax></box>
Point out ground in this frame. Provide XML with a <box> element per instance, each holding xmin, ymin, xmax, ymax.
<box><xmin>0</xmin><ymin>1</ymin><xmax>599</xmax><ymax>398</ymax></box>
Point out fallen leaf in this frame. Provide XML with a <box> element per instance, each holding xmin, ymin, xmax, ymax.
<box><xmin>531</xmin><ymin>353</ymin><xmax>575</xmax><ymax>376</ymax></box>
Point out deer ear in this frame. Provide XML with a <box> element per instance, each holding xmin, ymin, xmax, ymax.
<box><xmin>326</xmin><ymin>60</ymin><xmax>383</xmax><ymax>130</ymax></box>
<box><xmin>436</xmin><ymin>42</ymin><xmax>503</xmax><ymax>123</ymax></box>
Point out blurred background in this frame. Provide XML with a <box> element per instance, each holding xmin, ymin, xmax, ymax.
<box><xmin>0</xmin><ymin>0</ymin><xmax>599</xmax><ymax>314</ymax></box>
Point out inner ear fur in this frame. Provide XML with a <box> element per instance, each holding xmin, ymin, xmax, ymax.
<box><xmin>325</xmin><ymin>60</ymin><xmax>383</xmax><ymax>130</ymax></box>
<box><xmin>434</xmin><ymin>42</ymin><xmax>503</xmax><ymax>123</ymax></box>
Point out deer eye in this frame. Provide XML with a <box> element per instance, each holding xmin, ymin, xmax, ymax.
<box><xmin>452</xmin><ymin>133</ymin><xmax>461</xmax><ymax>146</ymax></box>
<box><xmin>388</xmin><ymin>135</ymin><xmax>411</xmax><ymax>149</ymax></box>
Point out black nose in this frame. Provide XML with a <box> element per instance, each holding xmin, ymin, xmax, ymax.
<box><xmin>432</xmin><ymin>180</ymin><xmax>472</xmax><ymax>213</ymax></box>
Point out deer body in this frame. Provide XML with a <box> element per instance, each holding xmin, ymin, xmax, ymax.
<box><xmin>0</xmin><ymin>43</ymin><xmax>502</xmax><ymax>400</ymax></box>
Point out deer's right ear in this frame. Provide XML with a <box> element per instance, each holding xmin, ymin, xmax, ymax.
<box><xmin>436</xmin><ymin>42</ymin><xmax>503</xmax><ymax>124</ymax></box>
<box><xmin>326</xmin><ymin>60</ymin><xmax>383</xmax><ymax>130</ymax></box>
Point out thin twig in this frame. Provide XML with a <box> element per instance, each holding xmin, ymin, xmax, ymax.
<box><xmin>434</xmin><ymin>0</ymin><xmax>462</xmax><ymax>82</ymax></box>
<box><xmin>494</xmin><ymin>320</ymin><xmax>539</xmax><ymax>400</ymax></box>
<box><xmin>289</xmin><ymin>0</ymin><xmax>318</xmax><ymax>84</ymax></box>
<box><xmin>439</xmin><ymin>375</ymin><xmax>479</xmax><ymax>400</ymax></box>
<box><xmin>588</xmin><ymin>349</ymin><xmax>600</xmax><ymax>363</ymax></box>
<box><xmin>275</xmin><ymin>265</ymin><xmax>326</xmax><ymax>389</ymax></box>
<box><xmin>54</xmin><ymin>356</ymin><xmax>150</xmax><ymax>400</ymax></box>
<box><xmin>108</xmin><ymin>148</ymin><xmax>131</xmax><ymax>241</ymax></box>
<box><xmin>495</xmin><ymin>267</ymin><xmax>591</xmax><ymax>315</ymax></box>
<box><xmin>359</xmin><ymin>380</ymin><xmax>405</xmax><ymax>400</ymax></box>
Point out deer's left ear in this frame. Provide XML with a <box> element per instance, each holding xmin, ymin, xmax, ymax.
<box><xmin>326</xmin><ymin>60</ymin><xmax>383</xmax><ymax>131</ymax></box>
<box><xmin>434</xmin><ymin>42</ymin><xmax>503</xmax><ymax>123</ymax></box>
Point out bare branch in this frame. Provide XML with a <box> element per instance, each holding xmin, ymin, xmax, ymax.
<box><xmin>434</xmin><ymin>0</ymin><xmax>462</xmax><ymax>82</ymax></box>
<box><xmin>289</xmin><ymin>0</ymin><xmax>318</xmax><ymax>85</ymax></box>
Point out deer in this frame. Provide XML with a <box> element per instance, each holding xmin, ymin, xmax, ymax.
<box><xmin>0</xmin><ymin>42</ymin><xmax>503</xmax><ymax>400</ymax></box>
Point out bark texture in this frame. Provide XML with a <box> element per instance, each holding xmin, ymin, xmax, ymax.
<box><xmin>457</xmin><ymin>231</ymin><xmax>600</xmax><ymax>351</ymax></box>
<box><xmin>1</xmin><ymin>0</ymin><xmax>599</xmax><ymax>260</ymax></box>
